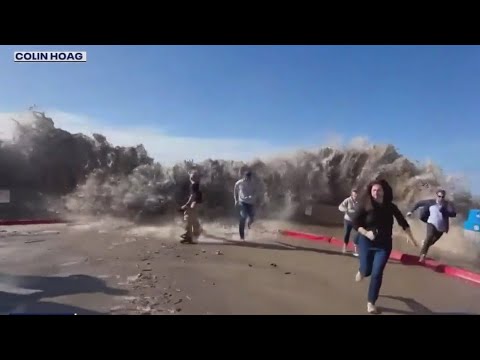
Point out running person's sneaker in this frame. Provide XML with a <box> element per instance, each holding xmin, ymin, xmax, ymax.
<box><xmin>180</xmin><ymin>235</ymin><xmax>194</xmax><ymax>244</ymax></box>
<box><xmin>353</xmin><ymin>245</ymin><xmax>359</xmax><ymax>257</ymax></box>
<box><xmin>367</xmin><ymin>302</ymin><xmax>380</xmax><ymax>314</ymax></box>
<box><xmin>418</xmin><ymin>254</ymin><xmax>426</xmax><ymax>263</ymax></box>
<box><xmin>342</xmin><ymin>244</ymin><xmax>347</xmax><ymax>254</ymax></box>
<box><xmin>355</xmin><ymin>271</ymin><xmax>363</xmax><ymax>282</ymax></box>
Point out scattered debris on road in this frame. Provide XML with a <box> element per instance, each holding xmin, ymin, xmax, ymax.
<box><xmin>60</xmin><ymin>260</ymin><xmax>83</xmax><ymax>267</ymax></box>
<box><xmin>136</xmin><ymin>305</ymin><xmax>152</xmax><ymax>314</ymax></box>
<box><xmin>127</xmin><ymin>274</ymin><xmax>141</xmax><ymax>283</ymax></box>
<box><xmin>24</xmin><ymin>239</ymin><xmax>46</xmax><ymax>244</ymax></box>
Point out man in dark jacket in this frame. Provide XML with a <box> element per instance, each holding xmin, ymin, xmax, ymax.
<box><xmin>406</xmin><ymin>189</ymin><xmax>456</xmax><ymax>262</ymax></box>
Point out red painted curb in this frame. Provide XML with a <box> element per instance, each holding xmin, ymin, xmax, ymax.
<box><xmin>389</xmin><ymin>250</ymin><xmax>404</xmax><ymax>261</ymax></box>
<box><xmin>324</xmin><ymin>238</ymin><xmax>409</xmax><ymax>263</ymax></box>
<box><xmin>280</xmin><ymin>228</ymin><xmax>480</xmax><ymax>287</ymax></box>
<box><xmin>0</xmin><ymin>219</ymin><xmax>66</xmax><ymax>226</ymax></box>
<box><xmin>399</xmin><ymin>254</ymin><xmax>444</xmax><ymax>272</ymax></box>
<box><xmin>279</xmin><ymin>230</ymin><xmax>331</xmax><ymax>243</ymax></box>
<box><xmin>329</xmin><ymin>238</ymin><xmax>344</xmax><ymax>247</ymax></box>
<box><xmin>443</xmin><ymin>266</ymin><xmax>480</xmax><ymax>285</ymax></box>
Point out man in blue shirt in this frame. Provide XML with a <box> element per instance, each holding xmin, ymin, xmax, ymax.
<box><xmin>407</xmin><ymin>189</ymin><xmax>456</xmax><ymax>262</ymax></box>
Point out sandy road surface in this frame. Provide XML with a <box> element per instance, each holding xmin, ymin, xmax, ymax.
<box><xmin>0</xmin><ymin>219</ymin><xmax>479</xmax><ymax>315</ymax></box>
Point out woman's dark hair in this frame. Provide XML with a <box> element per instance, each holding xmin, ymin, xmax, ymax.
<box><xmin>379</xmin><ymin>179</ymin><xmax>393</xmax><ymax>203</ymax></box>
<box><xmin>360</xmin><ymin>179</ymin><xmax>394</xmax><ymax>210</ymax></box>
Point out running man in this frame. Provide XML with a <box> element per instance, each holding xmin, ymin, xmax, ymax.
<box><xmin>233</xmin><ymin>170</ymin><xmax>257</xmax><ymax>240</ymax></box>
<box><xmin>406</xmin><ymin>189</ymin><xmax>456</xmax><ymax>263</ymax></box>
<box><xmin>338</xmin><ymin>189</ymin><xmax>360</xmax><ymax>256</ymax></box>
<box><xmin>180</xmin><ymin>172</ymin><xmax>203</xmax><ymax>244</ymax></box>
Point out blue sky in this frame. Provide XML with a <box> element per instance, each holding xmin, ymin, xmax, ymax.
<box><xmin>0</xmin><ymin>45</ymin><xmax>479</xmax><ymax>192</ymax></box>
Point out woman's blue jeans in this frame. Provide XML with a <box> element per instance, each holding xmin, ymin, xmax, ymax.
<box><xmin>357</xmin><ymin>234</ymin><xmax>392</xmax><ymax>304</ymax></box>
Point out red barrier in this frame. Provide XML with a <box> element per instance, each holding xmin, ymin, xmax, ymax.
<box><xmin>279</xmin><ymin>230</ymin><xmax>331</xmax><ymax>243</ymax></box>
<box><xmin>389</xmin><ymin>250</ymin><xmax>403</xmax><ymax>261</ymax></box>
<box><xmin>0</xmin><ymin>219</ymin><xmax>66</xmax><ymax>226</ymax></box>
<box><xmin>280</xmin><ymin>228</ymin><xmax>480</xmax><ymax>287</ymax></box>
<box><xmin>398</xmin><ymin>253</ymin><xmax>418</xmax><ymax>264</ymax></box>
<box><xmin>399</xmin><ymin>254</ymin><xmax>444</xmax><ymax>272</ymax></box>
<box><xmin>443</xmin><ymin>266</ymin><xmax>480</xmax><ymax>285</ymax></box>
<box><xmin>329</xmin><ymin>238</ymin><xmax>344</xmax><ymax>247</ymax></box>
<box><xmin>302</xmin><ymin>236</ymin><xmax>407</xmax><ymax>263</ymax></box>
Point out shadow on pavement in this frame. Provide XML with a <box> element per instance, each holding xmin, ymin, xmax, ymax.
<box><xmin>200</xmin><ymin>233</ymin><xmax>354</xmax><ymax>257</ymax></box>
<box><xmin>379</xmin><ymin>295</ymin><xmax>477</xmax><ymax>315</ymax></box>
<box><xmin>0</xmin><ymin>291</ymin><xmax>104</xmax><ymax>315</ymax></box>
<box><xmin>0</xmin><ymin>273</ymin><xmax>128</xmax><ymax>315</ymax></box>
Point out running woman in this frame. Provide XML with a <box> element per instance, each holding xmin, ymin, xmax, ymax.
<box><xmin>352</xmin><ymin>179</ymin><xmax>418</xmax><ymax>314</ymax></box>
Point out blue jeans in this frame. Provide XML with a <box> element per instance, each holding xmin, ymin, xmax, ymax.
<box><xmin>357</xmin><ymin>234</ymin><xmax>392</xmax><ymax>304</ymax></box>
<box><xmin>343</xmin><ymin>220</ymin><xmax>359</xmax><ymax>245</ymax></box>
<box><xmin>238</xmin><ymin>202</ymin><xmax>255</xmax><ymax>239</ymax></box>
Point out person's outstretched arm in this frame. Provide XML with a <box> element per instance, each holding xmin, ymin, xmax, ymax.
<box><xmin>233</xmin><ymin>180</ymin><xmax>240</xmax><ymax>205</ymax></box>
<box><xmin>407</xmin><ymin>199</ymin><xmax>431</xmax><ymax>216</ymax></box>
<box><xmin>392</xmin><ymin>203</ymin><xmax>418</xmax><ymax>247</ymax></box>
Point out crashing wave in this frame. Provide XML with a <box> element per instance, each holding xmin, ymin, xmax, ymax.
<box><xmin>0</xmin><ymin>111</ymin><xmax>476</xmax><ymax>223</ymax></box>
